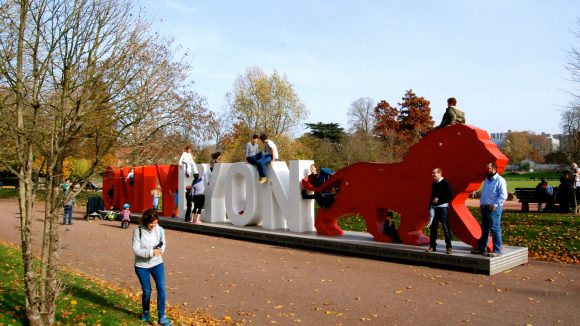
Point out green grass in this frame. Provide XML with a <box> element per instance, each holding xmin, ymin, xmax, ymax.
<box><xmin>0</xmin><ymin>188</ymin><xmax>18</xmax><ymax>199</ymax></box>
<box><xmin>0</xmin><ymin>241</ymin><xmax>222</xmax><ymax>325</ymax></box>
<box><xmin>0</xmin><ymin>241</ymin><xmax>145</xmax><ymax>325</ymax></box>
<box><xmin>503</xmin><ymin>171</ymin><xmax>561</xmax><ymax>180</ymax></box>
<box><xmin>337</xmin><ymin>208</ymin><xmax>579</xmax><ymax>264</ymax></box>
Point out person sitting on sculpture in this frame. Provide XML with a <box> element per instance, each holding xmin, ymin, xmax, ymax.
<box><xmin>126</xmin><ymin>167</ymin><xmax>135</xmax><ymax>186</ymax></box>
<box><xmin>301</xmin><ymin>164</ymin><xmax>338</xmax><ymax>209</ymax></box>
<box><xmin>246</xmin><ymin>134</ymin><xmax>278</xmax><ymax>184</ymax></box>
<box><xmin>534</xmin><ymin>177</ymin><xmax>555</xmax><ymax>212</ymax></box>
<box><xmin>179</xmin><ymin>145</ymin><xmax>198</xmax><ymax>178</ymax></box>
<box><xmin>436</xmin><ymin>97</ymin><xmax>465</xmax><ymax>128</ymax></box>
<box><xmin>209</xmin><ymin>151</ymin><xmax>221</xmax><ymax>172</ymax></box>
<box><xmin>382</xmin><ymin>211</ymin><xmax>402</xmax><ymax>244</ymax></box>
<box><xmin>307</xmin><ymin>164</ymin><xmax>335</xmax><ymax>188</ymax></box>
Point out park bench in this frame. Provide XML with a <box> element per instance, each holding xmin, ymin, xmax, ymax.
<box><xmin>514</xmin><ymin>188</ymin><xmax>543</xmax><ymax>212</ymax></box>
<box><xmin>515</xmin><ymin>187</ymin><xmax>580</xmax><ymax>213</ymax></box>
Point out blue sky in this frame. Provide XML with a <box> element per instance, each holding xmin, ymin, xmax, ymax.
<box><xmin>141</xmin><ymin>0</ymin><xmax>579</xmax><ymax>135</ymax></box>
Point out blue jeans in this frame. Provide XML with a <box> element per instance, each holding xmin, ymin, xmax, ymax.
<box><xmin>63</xmin><ymin>205</ymin><xmax>73</xmax><ymax>224</ymax></box>
<box><xmin>429</xmin><ymin>207</ymin><xmax>452</xmax><ymax>249</ymax></box>
<box><xmin>135</xmin><ymin>263</ymin><xmax>166</xmax><ymax>317</ymax></box>
<box><xmin>477</xmin><ymin>206</ymin><xmax>503</xmax><ymax>253</ymax></box>
<box><xmin>246</xmin><ymin>152</ymin><xmax>273</xmax><ymax>178</ymax></box>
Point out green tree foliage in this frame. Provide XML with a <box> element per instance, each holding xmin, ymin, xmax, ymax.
<box><xmin>226</xmin><ymin>66</ymin><xmax>309</xmax><ymax>137</ymax></box>
<box><xmin>304</xmin><ymin>122</ymin><xmax>346</xmax><ymax>144</ymax></box>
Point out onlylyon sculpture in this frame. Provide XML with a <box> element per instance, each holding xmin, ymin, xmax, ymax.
<box><xmin>310</xmin><ymin>124</ymin><xmax>508</xmax><ymax>248</ymax></box>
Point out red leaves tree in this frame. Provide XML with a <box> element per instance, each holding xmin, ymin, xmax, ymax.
<box><xmin>373</xmin><ymin>90</ymin><xmax>434</xmax><ymax>161</ymax></box>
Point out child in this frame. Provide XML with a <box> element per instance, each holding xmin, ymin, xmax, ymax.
<box><xmin>382</xmin><ymin>211</ymin><xmax>402</xmax><ymax>243</ymax></box>
<box><xmin>171</xmin><ymin>189</ymin><xmax>179</xmax><ymax>217</ymax></box>
<box><xmin>151</xmin><ymin>187</ymin><xmax>161</xmax><ymax>211</ymax></box>
<box><xmin>121</xmin><ymin>203</ymin><xmax>131</xmax><ymax>229</ymax></box>
<box><xmin>185</xmin><ymin>185</ymin><xmax>193</xmax><ymax>222</ymax></box>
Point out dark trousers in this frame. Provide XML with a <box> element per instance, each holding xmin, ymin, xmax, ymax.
<box><xmin>193</xmin><ymin>194</ymin><xmax>205</xmax><ymax>214</ymax></box>
<box><xmin>185</xmin><ymin>203</ymin><xmax>192</xmax><ymax>222</ymax></box>
<box><xmin>429</xmin><ymin>207</ymin><xmax>452</xmax><ymax>249</ymax></box>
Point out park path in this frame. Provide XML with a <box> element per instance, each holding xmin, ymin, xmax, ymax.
<box><xmin>0</xmin><ymin>198</ymin><xmax>578</xmax><ymax>325</ymax></box>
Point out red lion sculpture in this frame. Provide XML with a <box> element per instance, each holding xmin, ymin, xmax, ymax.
<box><xmin>310</xmin><ymin>124</ymin><xmax>508</xmax><ymax>247</ymax></box>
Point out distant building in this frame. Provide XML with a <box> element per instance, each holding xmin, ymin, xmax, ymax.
<box><xmin>490</xmin><ymin>131</ymin><xmax>509</xmax><ymax>147</ymax></box>
<box><xmin>490</xmin><ymin>130</ymin><xmax>560</xmax><ymax>153</ymax></box>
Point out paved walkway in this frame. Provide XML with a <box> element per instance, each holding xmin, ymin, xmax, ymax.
<box><xmin>0</xmin><ymin>199</ymin><xmax>578</xmax><ymax>325</ymax></box>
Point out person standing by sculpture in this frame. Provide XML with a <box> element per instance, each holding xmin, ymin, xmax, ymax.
<box><xmin>191</xmin><ymin>173</ymin><xmax>205</xmax><ymax>224</ymax></box>
<box><xmin>247</xmin><ymin>134</ymin><xmax>279</xmax><ymax>184</ymax></box>
<box><xmin>426</xmin><ymin>168</ymin><xmax>453</xmax><ymax>254</ymax></box>
<box><xmin>437</xmin><ymin>97</ymin><xmax>465</xmax><ymax>128</ymax></box>
<box><xmin>471</xmin><ymin>162</ymin><xmax>508</xmax><ymax>257</ymax></box>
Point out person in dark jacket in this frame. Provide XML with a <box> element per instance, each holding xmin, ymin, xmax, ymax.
<box><xmin>426</xmin><ymin>167</ymin><xmax>453</xmax><ymax>254</ymax></box>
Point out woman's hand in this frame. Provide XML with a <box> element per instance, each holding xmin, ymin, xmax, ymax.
<box><xmin>153</xmin><ymin>248</ymin><xmax>163</xmax><ymax>257</ymax></box>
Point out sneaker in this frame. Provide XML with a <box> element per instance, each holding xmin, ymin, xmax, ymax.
<box><xmin>486</xmin><ymin>252</ymin><xmax>502</xmax><ymax>257</ymax></box>
<box><xmin>446</xmin><ymin>248</ymin><xmax>453</xmax><ymax>255</ymax></box>
<box><xmin>141</xmin><ymin>311</ymin><xmax>150</xmax><ymax>322</ymax></box>
<box><xmin>470</xmin><ymin>248</ymin><xmax>484</xmax><ymax>255</ymax></box>
<box><xmin>258</xmin><ymin>177</ymin><xmax>268</xmax><ymax>184</ymax></box>
<box><xmin>158</xmin><ymin>315</ymin><xmax>171</xmax><ymax>325</ymax></box>
<box><xmin>425</xmin><ymin>247</ymin><xmax>436</xmax><ymax>253</ymax></box>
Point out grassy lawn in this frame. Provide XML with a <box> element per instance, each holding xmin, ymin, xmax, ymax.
<box><xmin>0</xmin><ymin>241</ymin><xmax>222</xmax><ymax>325</ymax></box>
<box><xmin>338</xmin><ymin>209</ymin><xmax>579</xmax><ymax>264</ymax></box>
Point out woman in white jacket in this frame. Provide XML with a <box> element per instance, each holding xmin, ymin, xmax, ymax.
<box><xmin>132</xmin><ymin>209</ymin><xmax>170</xmax><ymax>325</ymax></box>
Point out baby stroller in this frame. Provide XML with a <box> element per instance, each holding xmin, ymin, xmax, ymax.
<box><xmin>121</xmin><ymin>203</ymin><xmax>131</xmax><ymax>229</ymax></box>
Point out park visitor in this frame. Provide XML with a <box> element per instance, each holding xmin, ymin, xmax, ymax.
<box><xmin>151</xmin><ymin>187</ymin><xmax>161</xmax><ymax>211</ymax></box>
<box><xmin>382</xmin><ymin>211</ymin><xmax>402</xmax><ymax>243</ymax></box>
<box><xmin>191</xmin><ymin>173</ymin><xmax>205</xmax><ymax>224</ymax></box>
<box><xmin>132</xmin><ymin>209</ymin><xmax>171</xmax><ymax>325</ymax></box>
<box><xmin>184</xmin><ymin>185</ymin><xmax>193</xmax><ymax>222</ymax></box>
<box><xmin>121</xmin><ymin>203</ymin><xmax>131</xmax><ymax>229</ymax></box>
<box><xmin>471</xmin><ymin>162</ymin><xmax>508</xmax><ymax>257</ymax></box>
<box><xmin>246</xmin><ymin>134</ymin><xmax>279</xmax><ymax>184</ymax></box>
<box><xmin>62</xmin><ymin>179</ymin><xmax>74</xmax><ymax>225</ymax></box>
<box><xmin>210</xmin><ymin>151</ymin><xmax>221</xmax><ymax>172</ymax></box>
<box><xmin>245</xmin><ymin>134</ymin><xmax>260</xmax><ymax>162</ymax></box>
<box><xmin>426</xmin><ymin>167</ymin><xmax>453</xmax><ymax>254</ymax></box>
<box><xmin>437</xmin><ymin>97</ymin><xmax>465</xmax><ymax>128</ymax></box>
<box><xmin>307</xmin><ymin>164</ymin><xmax>335</xmax><ymax>188</ymax></box>
<box><xmin>179</xmin><ymin>146</ymin><xmax>197</xmax><ymax>178</ymax></box>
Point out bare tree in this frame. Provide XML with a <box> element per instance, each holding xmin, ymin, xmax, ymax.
<box><xmin>0</xmin><ymin>1</ymin><xmax>208</xmax><ymax>324</ymax></box>
<box><xmin>562</xmin><ymin>18</ymin><xmax>580</xmax><ymax>160</ymax></box>
<box><xmin>347</xmin><ymin>97</ymin><xmax>376</xmax><ymax>134</ymax></box>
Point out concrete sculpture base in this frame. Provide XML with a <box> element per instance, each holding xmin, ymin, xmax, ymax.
<box><xmin>130</xmin><ymin>213</ymin><xmax>527</xmax><ymax>276</ymax></box>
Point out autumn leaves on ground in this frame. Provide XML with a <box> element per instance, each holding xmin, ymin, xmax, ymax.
<box><xmin>0</xmin><ymin>241</ymin><xmax>222</xmax><ymax>326</ymax></box>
